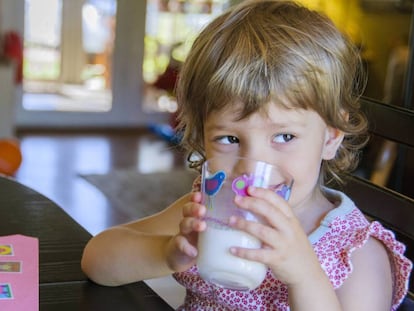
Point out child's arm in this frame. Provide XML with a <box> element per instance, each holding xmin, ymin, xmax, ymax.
<box><xmin>286</xmin><ymin>237</ymin><xmax>392</xmax><ymax>310</ymax></box>
<box><xmin>335</xmin><ymin>237</ymin><xmax>393</xmax><ymax>310</ymax></box>
<box><xmin>81</xmin><ymin>192</ymin><xmax>206</xmax><ymax>286</ymax></box>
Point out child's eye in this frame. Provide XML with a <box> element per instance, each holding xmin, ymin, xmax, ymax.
<box><xmin>273</xmin><ymin>133</ymin><xmax>295</xmax><ymax>143</ymax></box>
<box><xmin>216</xmin><ymin>136</ymin><xmax>239</xmax><ymax>145</ymax></box>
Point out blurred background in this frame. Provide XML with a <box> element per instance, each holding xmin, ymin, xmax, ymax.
<box><xmin>0</xmin><ymin>0</ymin><xmax>413</xmax><ymax>231</ymax></box>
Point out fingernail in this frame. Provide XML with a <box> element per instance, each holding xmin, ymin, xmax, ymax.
<box><xmin>247</xmin><ymin>186</ymin><xmax>256</xmax><ymax>194</ymax></box>
<box><xmin>189</xmin><ymin>249</ymin><xmax>197</xmax><ymax>258</ymax></box>
<box><xmin>234</xmin><ymin>195</ymin><xmax>242</xmax><ymax>203</ymax></box>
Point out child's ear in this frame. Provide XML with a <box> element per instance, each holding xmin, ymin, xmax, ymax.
<box><xmin>322</xmin><ymin>127</ymin><xmax>344</xmax><ymax>160</ymax></box>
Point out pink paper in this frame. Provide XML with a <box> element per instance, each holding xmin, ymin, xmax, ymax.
<box><xmin>0</xmin><ymin>234</ymin><xmax>39</xmax><ymax>311</ymax></box>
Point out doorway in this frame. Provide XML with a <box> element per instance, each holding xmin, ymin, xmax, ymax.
<box><xmin>23</xmin><ymin>0</ymin><xmax>115</xmax><ymax>112</ymax></box>
<box><xmin>17</xmin><ymin>0</ymin><xmax>167</xmax><ymax>129</ymax></box>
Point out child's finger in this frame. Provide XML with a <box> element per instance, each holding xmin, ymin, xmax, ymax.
<box><xmin>190</xmin><ymin>191</ymin><xmax>203</xmax><ymax>203</ymax></box>
<box><xmin>229</xmin><ymin>215</ymin><xmax>280</xmax><ymax>248</ymax></box>
<box><xmin>182</xmin><ymin>201</ymin><xmax>206</xmax><ymax>218</ymax></box>
<box><xmin>230</xmin><ymin>243</ymin><xmax>272</xmax><ymax>264</ymax></box>
<box><xmin>180</xmin><ymin>217</ymin><xmax>206</xmax><ymax>234</ymax></box>
<box><xmin>175</xmin><ymin>235</ymin><xmax>198</xmax><ymax>258</ymax></box>
<box><xmin>247</xmin><ymin>186</ymin><xmax>294</xmax><ymax>217</ymax></box>
<box><xmin>234</xmin><ymin>194</ymin><xmax>292</xmax><ymax>233</ymax></box>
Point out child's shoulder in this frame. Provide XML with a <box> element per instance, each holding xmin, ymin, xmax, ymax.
<box><xmin>317</xmin><ymin>188</ymin><xmax>401</xmax><ymax>246</ymax></box>
<box><xmin>315</xmin><ymin>188</ymin><xmax>412</xmax><ymax>307</ymax></box>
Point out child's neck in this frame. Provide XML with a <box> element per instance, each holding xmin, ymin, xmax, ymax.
<box><xmin>294</xmin><ymin>188</ymin><xmax>335</xmax><ymax>235</ymax></box>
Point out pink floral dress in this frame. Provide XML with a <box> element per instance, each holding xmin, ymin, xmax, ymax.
<box><xmin>173</xmin><ymin>188</ymin><xmax>412</xmax><ymax>310</ymax></box>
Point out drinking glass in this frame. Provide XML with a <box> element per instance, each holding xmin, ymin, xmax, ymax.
<box><xmin>197</xmin><ymin>156</ymin><xmax>293</xmax><ymax>291</ymax></box>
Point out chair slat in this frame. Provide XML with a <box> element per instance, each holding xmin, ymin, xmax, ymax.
<box><xmin>360</xmin><ymin>98</ymin><xmax>414</xmax><ymax>148</ymax></box>
<box><xmin>342</xmin><ymin>174</ymin><xmax>414</xmax><ymax>239</ymax></box>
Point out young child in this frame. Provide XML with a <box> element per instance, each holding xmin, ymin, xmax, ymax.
<box><xmin>81</xmin><ymin>1</ymin><xmax>412</xmax><ymax>310</ymax></box>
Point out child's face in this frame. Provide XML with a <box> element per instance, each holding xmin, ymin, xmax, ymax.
<box><xmin>203</xmin><ymin>102</ymin><xmax>344</xmax><ymax>208</ymax></box>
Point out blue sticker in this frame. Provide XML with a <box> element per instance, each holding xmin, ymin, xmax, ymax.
<box><xmin>204</xmin><ymin>171</ymin><xmax>226</xmax><ymax>196</ymax></box>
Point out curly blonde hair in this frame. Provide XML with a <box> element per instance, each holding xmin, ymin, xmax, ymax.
<box><xmin>176</xmin><ymin>0</ymin><xmax>368</xmax><ymax>184</ymax></box>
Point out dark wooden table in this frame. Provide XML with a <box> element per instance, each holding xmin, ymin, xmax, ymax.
<box><xmin>0</xmin><ymin>176</ymin><xmax>174</xmax><ymax>310</ymax></box>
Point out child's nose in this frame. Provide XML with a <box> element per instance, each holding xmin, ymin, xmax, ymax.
<box><xmin>233</xmin><ymin>157</ymin><xmax>256</xmax><ymax>176</ymax></box>
<box><xmin>233</xmin><ymin>157</ymin><xmax>272</xmax><ymax>179</ymax></box>
<box><xmin>238</xmin><ymin>144</ymin><xmax>274</xmax><ymax>167</ymax></box>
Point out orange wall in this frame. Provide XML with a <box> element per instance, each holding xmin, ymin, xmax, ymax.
<box><xmin>299</xmin><ymin>0</ymin><xmax>411</xmax><ymax>99</ymax></box>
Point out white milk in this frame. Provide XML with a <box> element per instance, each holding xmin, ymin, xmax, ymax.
<box><xmin>197</xmin><ymin>225</ymin><xmax>267</xmax><ymax>290</ymax></box>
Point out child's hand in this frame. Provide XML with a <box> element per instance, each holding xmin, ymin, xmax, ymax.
<box><xmin>229</xmin><ymin>186</ymin><xmax>321</xmax><ymax>287</ymax></box>
<box><xmin>165</xmin><ymin>192</ymin><xmax>206</xmax><ymax>272</ymax></box>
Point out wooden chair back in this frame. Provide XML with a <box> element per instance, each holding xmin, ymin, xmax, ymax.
<box><xmin>338</xmin><ymin>98</ymin><xmax>414</xmax><ymax>310</ymax></box>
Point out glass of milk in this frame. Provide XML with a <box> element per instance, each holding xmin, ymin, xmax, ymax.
<box><xmin>197</xmin><ymin>156</ymin><xmax>293</xmax><ymax>291</ymax></box>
